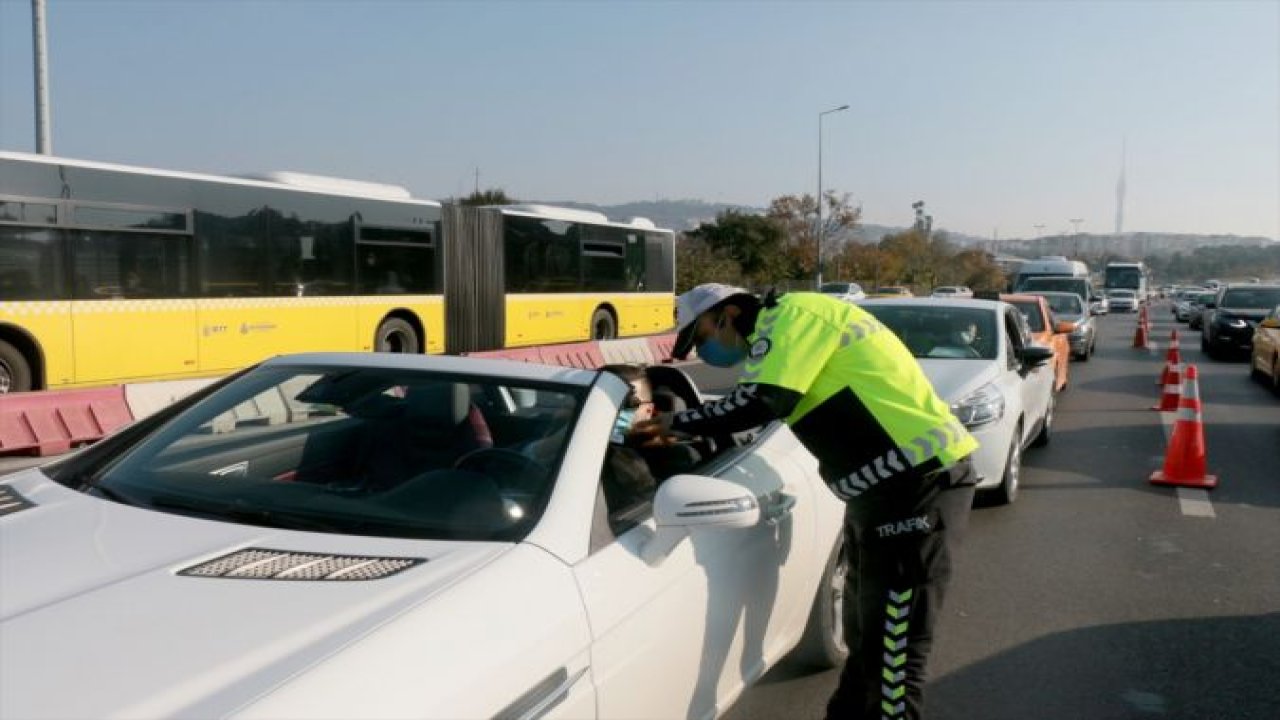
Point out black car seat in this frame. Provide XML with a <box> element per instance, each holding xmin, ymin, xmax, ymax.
<box><xmin>360</xmin><ymin>382</ymin><xmax>493</xmax><ymax>490</ymax></box>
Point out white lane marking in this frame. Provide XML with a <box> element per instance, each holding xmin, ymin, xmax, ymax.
<box><xmin>1156</xmin><ymin>409</ymin><xmax>1216</xmax><ymax>518</ymax></box>
<box><xmin>1159</xmin><ymin>411</ymin><xmax>1174</xmax><ymax>443</ymax></box>
<box><xmin>1176</xmin><ymin>488</ymin><xmax>1216</xmax><ymax>518</ymax></box>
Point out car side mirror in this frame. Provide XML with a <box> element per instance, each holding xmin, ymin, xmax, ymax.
<box><xmin>1018</xmin><ymin>343</ymin><xmax>1055</xmax><ymax>368</ymax></box>
<box><xmin>1054</xmin><ymin>321</ymin><xmax>1075</xmax><ymax>334</ymax></box>
<box><xmin>641</xmin><ymin>474</ymin><xmax>761</xmax><ymax>565</ymax></box>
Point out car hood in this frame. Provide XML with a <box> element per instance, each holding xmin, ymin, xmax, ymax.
<box><xmin>0</xmin><ymin>470</ymin><xmax>511</xmax><ymax>719</ymax></box>
<box><xmin>916</xmin><ymin>359</ymin><xmax>999</xmax><ymax>403</ymax></box>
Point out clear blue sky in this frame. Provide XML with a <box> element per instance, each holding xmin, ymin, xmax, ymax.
<box><xmin>2</xmin><ymin>0</ymin><xmax>1277</xmax><ymax>239</ymax></box>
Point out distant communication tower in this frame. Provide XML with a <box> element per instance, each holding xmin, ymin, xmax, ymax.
<box><xmin>1115</xmin><ymin>137</ymin><xmax>1127</xmax><ymax>235</ymax></box>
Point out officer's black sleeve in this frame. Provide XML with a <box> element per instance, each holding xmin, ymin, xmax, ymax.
<box><xmin>668</xmin><ymin>383</ymin><xmax>802</xmax><ymax>436</ymax></box>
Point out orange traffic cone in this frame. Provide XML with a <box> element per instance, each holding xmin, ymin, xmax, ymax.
<box><xmin>1152</xmin><ymin>359</ymin><xmax>1181</xmax><ymax>411</ymax></box>
<box><xmin>1132</xmin><ymin>317</ymin><xmax>1150</xmax><ymax>349</ymax></box>
<box><xmin>1150</xmin><ymin>365</ymin><xmax>1218</xmax><ymax>489</ymax></box>
<box><xmin>1157</xmin><ymin>331</ymin><xmax>1182</xmax><ymax>385</ymax></box>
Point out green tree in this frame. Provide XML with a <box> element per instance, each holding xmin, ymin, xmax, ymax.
<box><xmin>458</xmin><ymin>188</ymin><xmax>516</xmax><ymax>206</ymax></box>
<box><xmin>767</xmin><ymin>191</ymin><xmax>862</xmax><ymax>281</ymax></box>
<box><xmin>686</xmin><ymin>210</ymin><xmax>791</xmax><ymax>284</ymax></box>
<box><xmin>675</xmin><ymin>234</ymin><xmax>745</xmax><ymax>293</ymax></box>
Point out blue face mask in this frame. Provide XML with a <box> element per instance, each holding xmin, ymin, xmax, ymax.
<box><xmin>611</xmin><ymin>408</ymin><xmax>636</xmax><ymax>445</ymax></box>
<box><xmin>698</xmin><ymin>338</ymin><xmax>747</xmax><ymax>367</ymax></box>
<box><xmin>696</xmin><ymin>314</ymin><xmax>748</xmax><ymax>367</ymax></box>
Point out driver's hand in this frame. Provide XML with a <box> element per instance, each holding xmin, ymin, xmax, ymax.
<box><xmin>628</xmin><ymin>413</ymin><xmax>673</xmax><ymax>441</ymax></box>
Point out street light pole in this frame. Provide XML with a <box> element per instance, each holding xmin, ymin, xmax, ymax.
<box><xmin>816</xmin><ymin>104</ymin><xmax>849</xmax><ymax>289</ymax></box>
<box><xmin>32</xmin><ymin>0</ymin><xmax>53</xmax><ymax>154</ymax></box>
<box><xmin>1069</xmin><ymin>218</ymin><xmax>1084</xmax><ymax>257</ymax></box>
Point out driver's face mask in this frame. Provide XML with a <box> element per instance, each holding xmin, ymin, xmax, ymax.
<box><xmin>611</xmin><ymin>408</ymin><xmax>637</xmax><ymax>445</ymax></box>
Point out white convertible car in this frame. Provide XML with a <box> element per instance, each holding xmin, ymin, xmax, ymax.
<box><xmin>0</xmin><ymin>353</ymin><xmax>846</xmax><ymax>720</ymax></box>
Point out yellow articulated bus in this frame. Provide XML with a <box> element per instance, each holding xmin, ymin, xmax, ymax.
<box><xmin>0</xmin><ymin>152</ymin><xmax>675</xmax><ymax>394</ymax></box>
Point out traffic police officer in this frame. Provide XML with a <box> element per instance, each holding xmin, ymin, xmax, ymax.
<box><xmin>632</xmin><ymin>283</ymin><xmax>979</xmax><ymax>720</ymax></box>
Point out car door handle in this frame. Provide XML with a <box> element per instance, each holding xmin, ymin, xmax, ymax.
<box><xmin>762</xmin><ymin>492</ymin><xmax>797</xmax><ymax>526</ymax></box>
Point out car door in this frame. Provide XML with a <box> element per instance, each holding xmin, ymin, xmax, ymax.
<box><xmin>1005</xmin><ymin>307</ymin><xmax>1052</xmax><ymax>440</ymax></box>
<box><xmin>573</xmin><ymin>425</ymin><xmax>820</xmax><ymax>720</ymax></box>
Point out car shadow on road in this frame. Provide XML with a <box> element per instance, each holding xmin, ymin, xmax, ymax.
<box><xmin>928</xmin><ymin>612</ymin><xmax>1280</xmax><ymax>720</ymax></box>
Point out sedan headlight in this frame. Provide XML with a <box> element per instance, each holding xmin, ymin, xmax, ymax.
<box><xmin>951</xmin><ymin>382</ymin><xmax>1005</xmax><ymax>429</ymax></box>
<box><xmin>1220</xmin><ymin>316</ymin><xmax>1248</xmax><ymax>329</ymax></box>
<box><xmin>1069</xmin><ymin>323</ymin><xmax>1087</xmax><ymax>338</ymax></box>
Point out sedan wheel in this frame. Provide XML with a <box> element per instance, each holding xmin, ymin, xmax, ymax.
<box><xmin>992</xmin><ymin>422</ymin><xmax>1022</xmax><ymax>505</ymax></box>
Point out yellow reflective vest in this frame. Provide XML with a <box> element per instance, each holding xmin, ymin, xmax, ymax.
<box><xmin>740</xmin><ymin>293</ymin><xmax>978</xmax><ymax>499</ymax></box>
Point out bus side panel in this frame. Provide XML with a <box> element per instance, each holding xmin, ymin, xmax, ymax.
<box><xmin>71</xmin><ymin>300</ymin><xmax>198</xmax><ymax>385</ymax></box>
<box><xmin>611</xmin><ymin>292</ymin><xmax>675</xmax><ymax>337</ymax></box>
<box><xmin>0</xmin><ymin>303</ymin><xmax>73</xmax><ymax>390</ymax></box>
<box><xmin>503</xmin><ymin>293</ymin><xmax>674</xmax><ymax>347</ymax></box>
<box><xmin>504</xmin><ymin>294</ymin><xmax>594</xmax><ymax>347</ymax></box>
<box><xmin>355</xmin><ymin>296</ymin><xmax>445</xmax><ymax>354</ymax></box>
<box><xmin>196</xmin><ymin>298</ymin><xmax>356</xmax><ymax>374</ymax></box>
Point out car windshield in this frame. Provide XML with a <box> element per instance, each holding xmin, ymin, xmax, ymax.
<box><xmin>1009</xmin><ymin>300</ymin><xmax>1046</xmax><ymax>332</ymax></box>
<box><xmin>1039</xmin><ymin>294</ymin><xmax>1084</xmax><ymax>317</ymax></box>
<box><xmin>821</xmin><ymin>282</ymin><xmax>852</xmax><ymax>293</ymax></box>
<box><xmin>863</xmin><ymin>305</ymin><xmax>998</xmax><ymax>360</ymax></box>
<box><xmin>83</xmin><ymin>365</ymin><xmax>584</xmax><ymax>541</ymax></box>
<box><xmin>1019</xmin><ymin>278</ymin><xmax>1086</xmax><ymax>294</ymax></box>
<box><xmin>1219</xmin><ymin>287</ymin><xmax>1280</xmax><ymax>309</ymax></box>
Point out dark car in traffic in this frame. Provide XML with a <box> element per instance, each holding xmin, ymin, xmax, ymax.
<box><xmin>1201</xmin><ymin>284</ymin><xmax>1280</xmax><ymax>359</ymax></box>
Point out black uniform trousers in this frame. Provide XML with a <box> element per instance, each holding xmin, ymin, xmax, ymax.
<box><xmin>824</xmin><ymin>457</ymin><xmax>976</xmax><ymax>720</ymax></box>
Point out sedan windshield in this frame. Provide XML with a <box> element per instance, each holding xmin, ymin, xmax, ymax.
<box><xmin>863</xmin><ymin>305</ymin><xmax>998</xmax><ymax>360</ymax></box>
<box><xmin>821</xmin><ymin>282</ymin><xmax>854</xmax><ymax>294</ymax></box>
<box><xmin>1009</xmin><ymin>300</ymin><xmax>1046</xmax><ymax>332</ymax></box>
<box><xmin>83</xmin><ymin>366</ymin><xmax>584</xmax><ymax>541</ymax></box>
<box><xmin>1219</xmin><ymin>287</ymin><xmax>1280</xmax><ymax>309</ymax></box>
<box><xmin>1039</xmin><ymin>293</ymin><xmax>1084</xmax><ymax>317</ymax></box>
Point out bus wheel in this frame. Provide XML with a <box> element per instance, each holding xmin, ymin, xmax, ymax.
<box><xmin>591</xmin><ymin>308</ymin><xmax>617</xmax><ymax>340</ymax></box>
<box><xmin>0</xmin><ymin>340</ymin><xmax>33</xmax><ymax>394</ymax></box>
<box><xmin>374</xmin><ymin>318</ymin><xmax>420</xmax><ymax>354</ymax></box>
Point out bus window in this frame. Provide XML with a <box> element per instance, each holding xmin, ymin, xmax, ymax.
<box><xmin>644</xmin><ymin>232</ymin><xmax>674</xmax><ymax>293</ymax></box>
<box><xmin>200</xmin><ymin>211</ymin><xmax>268</xmax><ymax>297</ymax></box>
<box><xmin>504</xmin><ymin>215</ymin><xmax>580</xmax><ymax>293</ymax></box>
<box><xmin>357</xmin><ymin>226</ymin><xmax>436</xmax><ymax>295</ymax></box>
<box><xmin>272</xmin><ymin>217</ymin><xmax>355</xmax><ymax>297</ymax></box>
<box><xmin>71</xmin><ymin>231</ymin><xmax>190</xmax><ymax>299</ymax></box>
<box><xmin>581</xmin><ymin>226</ymin><xmax>627</xmax><ymax>292</ymax></box>
<box><xmin>0</xmin><ymin>226</ymin><xmax>64</xmax><ymax>300</ymax></box>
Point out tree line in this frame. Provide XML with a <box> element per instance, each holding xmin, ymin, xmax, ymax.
<box><xmin>677</xmin><ymin>192</ymin><xmax>1006</xmax><ymax>294</ymax></box>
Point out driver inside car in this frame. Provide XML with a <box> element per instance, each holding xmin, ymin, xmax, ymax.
<box><xmin>599</xmin><ymin>364</ymin><xmax>703</xmax><ymax>511</ymax></box>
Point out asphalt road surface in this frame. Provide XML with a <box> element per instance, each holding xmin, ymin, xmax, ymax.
<box><xmin>717</xmin><ymin>304</ymin><xmax>1280</xmax><ymax>720</ymax></box>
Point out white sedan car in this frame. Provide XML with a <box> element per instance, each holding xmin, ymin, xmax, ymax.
<box><xmin>819</xmin><ymin>281</ymin><xmax>867</xmax><ymax>303</ymax></box>
<box><xmin>860</xmin><ymin>299</ymin><xmax>1057</xmax><ymax>504</ymax></box>
<box><xmin>0</xmin><ymin>353</ymin><xmax>846</xmax><ymax>720</ymax></box>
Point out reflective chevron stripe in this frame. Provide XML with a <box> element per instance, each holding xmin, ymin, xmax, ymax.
<box><xmin>841</xmin><ymin>316</ymin><xmax>885</xmax><ymax>346</ymax></box>
<box><xmin>828</xmin><ymin>417</ymin><xmax>967</xmax><ymax>500</ymax></box>
<box><xmin>674</xmin><ymin>384</ymin><xmax>759</xmax><ymax>424</ymax></box>
<box><xmin>880</xmin><ymin>587</ymin><xmax>914</xmax><ymax>719</ymax></box>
